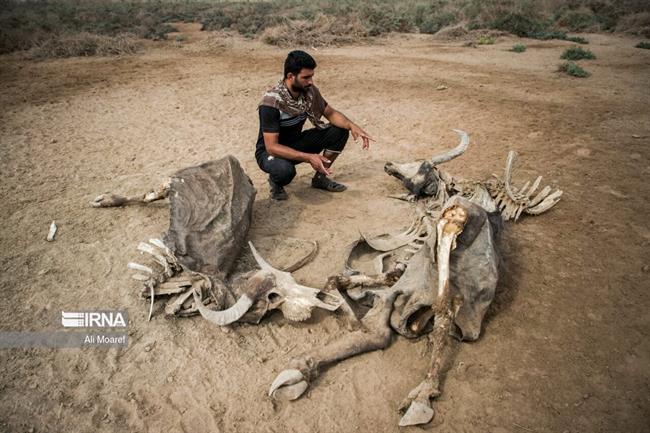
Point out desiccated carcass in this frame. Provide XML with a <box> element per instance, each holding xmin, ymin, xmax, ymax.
<box><xmin>93</xmin><ymin>156</ymin><xmax>343</xmax><ymax>324</ymax></box>
<box><xmin>270</xmin><ymin>130</ymin><xmax>560</xmax><ymax>427</ymax></box>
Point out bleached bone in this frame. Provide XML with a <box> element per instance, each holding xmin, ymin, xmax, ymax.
<box><xmin>491</xmin><ymin>151</ymin><xmax>563</xmax><ymax>221</ymax></box>
<box><xmin>46</xmin><ymin>221</ymin><xmax>57</xmax><ymax>242</ymax></box>
<box><xmin>127</xmin><ymin>262</ymin><xmax>153</xmax><ymax>274</ymax></box>
<box><xmin>399</xmin><ymin>203</ymin><xmax>467</xmax><ymax>426</ymax></box>
<box><xmin>137</xmin><ymin>242</ymin><xmax>172</xmax><ymax>278</ymax></box>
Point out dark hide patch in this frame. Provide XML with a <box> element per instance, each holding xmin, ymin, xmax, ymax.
<box><xmin>447</xmin><ymin>197</ymin><xmax>499</xmax><ymax>341</ymax></box>
<box><xmin>163</xmin><ymin>156</ymin><xmax>256</xmax><ymax>277</ymax></box>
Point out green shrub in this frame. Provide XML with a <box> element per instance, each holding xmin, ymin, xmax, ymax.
<box><xmin>417</xmin><ymin>11</ymin><xmax>457</xmax><ymax>34</ymax></box>
<box><xmin>636</xmin><ymin>41</ymin><xmax>650</xmax><ymax>49</ymax></box>
<box><xmin>558</xmin><ymin>61</ymin><xmax>590</xmax><ymax>78</ymax></box>
<box><xmin>557</xmin><ymin>10</ymin><xmax>597</xmax><ymax>31</ymax></box>
<box><xmin>530</xmin><ymin>30</ymin><xmax>567</xmax><ymax>40</ymax></box>
<box><xmin>561</xmin><ymin>46</ymin><xmax>596</xmax><ymax>60</ymax></box>
<box><xmin>476</xmin><ymin>35</ymin><xmax>495</xmax><ymax>45</ymax></box>
<box><xmin>490</xmin><ymin>12</ymin><xmax>546</xmax><ymax>37</ymax></box>
<box><xmin>510</xmin><ymin>43</ymin><xmax>526</xmax><ymax>52</ymax></box>
<box><xmin>566</xmin><ymin>36</ymin><xmax>588</xmax><ymax>44</ymax></box>
<box><xmin>357</xmin><ymin>3</ymin><xmax>414</xmax><ymax>36</ymax></box>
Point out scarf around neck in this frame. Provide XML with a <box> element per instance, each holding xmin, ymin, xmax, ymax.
<box><xmin>259</xmin><ymin>79</ymin><xmax>329</xmax><ymax>129</ymax></box>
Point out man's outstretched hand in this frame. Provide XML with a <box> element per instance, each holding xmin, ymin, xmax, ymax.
<box><xmin>350</xmin><ymin>124</ymin><xmax>374</xmax><ymax>150</ymax></box>
<box><xmin>308</xmin><ymin>154</ymin><xmax>332</xmax><ymax>175</ymax></box>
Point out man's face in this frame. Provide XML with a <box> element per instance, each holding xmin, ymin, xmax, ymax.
<box><xmin>288</xmin><ymin>68</ymin><xmax>314</xmax><ymax>93</ymax></box>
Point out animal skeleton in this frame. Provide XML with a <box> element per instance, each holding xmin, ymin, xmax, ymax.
<box><xmin>268</xmin><ymin>130</ymin><xmax>562</xmax><ymax>426</ymax></box>
<box><xmin>93</xmin><ymin>132</ymin><xmax>561</xmax><ymax>427</ymax></box>
<box><xmin>93</xmin><ymin>157</ymin><xmax>343</xmax><ymax>324</ymax></box>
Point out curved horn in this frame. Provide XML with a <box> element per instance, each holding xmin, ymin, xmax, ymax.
<box><xmin>281</xmin><ymin>240</ymin><xmax>318</xmax><ymax>273</ymax></box>
<box><xmin>192</xmin><ymin>288</ymin><xmax>254</xmax><ymax>326</ymax></box>
<box><xmin>430</xmin><ymin>129</ymin><xmax>469</xmax><ymax>165</ymax></box>
<box><xmin>248</xmin><ymin>241</ymin><xmax>275</xmax><ymax>272</ymax></box>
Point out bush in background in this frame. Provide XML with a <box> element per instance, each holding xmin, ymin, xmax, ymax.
<box><xmin>566</xmin><ymin>36</ymin><xmax>589</xmax><ymax>44</ymax></box>
<box><xmin>1</xmin><ymin>0</ymin><xmax>650</xmax><ymax>56</ymax></box>
<box><xmin>510</xmin><ymin>43</ymin><xmax>526</xmax><ymax>52</ymax></box>
<box><xmin>25</xmin><ymin>32</ymin><xmax>140</xmax><ymax>59</ymax></box>
<box><xmin>558</xmin><ymin>61</ymin><xmax>590</xmax><ymax>77</ymax></box>
<box><xmin>561</xmin><ymin>46</ymin><xmax>596</xmax><ymax>60</ymax></box>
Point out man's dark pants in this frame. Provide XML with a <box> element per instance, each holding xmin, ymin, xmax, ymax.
<box><xmin>256</xmin><ymin>126</ymin><xmax>349</xmax><ymax>187</ymax></box>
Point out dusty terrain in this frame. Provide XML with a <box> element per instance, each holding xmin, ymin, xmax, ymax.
<box><xmin>1</xmin><ymin>25</ymin><xmax>649</xmax><ymax>433</ymax></box>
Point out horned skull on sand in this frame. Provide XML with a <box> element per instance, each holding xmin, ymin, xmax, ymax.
<box><xmin>92</xmin><ymin>130</ymin><xmax>561</xmax><ymax>427</ymax></box>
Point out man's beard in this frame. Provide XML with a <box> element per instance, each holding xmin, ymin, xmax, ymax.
<box><xmin>291</xmin><ymin>82</ymin><xmax>311</xmax><ymax>94</ymax></box>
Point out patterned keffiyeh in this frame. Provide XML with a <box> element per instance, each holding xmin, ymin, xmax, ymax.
<box><xmin>259</xmin><ymin>79</ymin><xmax>330</xmax><ymax>129</ymax></box>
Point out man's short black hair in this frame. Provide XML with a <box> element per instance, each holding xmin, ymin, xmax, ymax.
<box><xmin>284</xmin><ymin>50</ymin><xmax>316</xmax><ymax>78</ymax></box>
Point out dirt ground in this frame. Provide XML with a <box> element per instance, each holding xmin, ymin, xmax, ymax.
<box><xmin>1</xmin><ymin>24</ymin><xmax>649</xmax><ymax>433</ymax></box>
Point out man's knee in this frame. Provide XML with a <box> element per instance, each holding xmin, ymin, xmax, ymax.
<box><xmin>267</xmin><ymin>158</ymin><xmax>296</xmax><ymax>186</ymax></box>
<box><xmin>327</xmin><ymin>126</ymin><xmax>349</xmax><ymax>152</ymax></box>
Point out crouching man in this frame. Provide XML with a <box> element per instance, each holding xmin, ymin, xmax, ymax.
<box><xmin>255</xmin><ymin>50</ymin><xmax>373</xmax><ymax>200</ymax></box>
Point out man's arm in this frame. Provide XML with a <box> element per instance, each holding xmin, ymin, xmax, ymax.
<box><xmin>260</xmin><ymin>105</ymin><xmax>331</xmax><ymax>175</ymax></box>
<box><xmin>263</xmin><ymin>132</ymin><xmax>332</xmax><ymax>175</ymax></box>
<box><xmin>323</xmin><ymin>105</ymin><xmax>373</xmax><ymax>150</ymax></box>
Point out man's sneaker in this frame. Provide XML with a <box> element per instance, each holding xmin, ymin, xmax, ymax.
<box><xmin>269</xmin><ymin>177</ymin><xmax>288</xmax><ymax>200</ymax></box>
<box><xmin>311</xmin><ymin>173</ymin><xmax>347</xmax><ymax>192</ymax></box>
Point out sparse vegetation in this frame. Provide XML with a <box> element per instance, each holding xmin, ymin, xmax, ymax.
<box><xmin>566</xmin><ymin>36</ymin><xmax>589</xmax><ymax>44</ymax></box>
<box><xmin>561</xmin><ymin>46</ymin><xmax>596</xmax><ymax>60</ymax></box>
<box><xmin>510</xmin><ymin>43</ymin><xmax>526</xmax><ymax>52</ymax></box>
<box><xmin>25</xmin><ymin>32</ymin><xmax>140</xmax><ymax>59</ymax></box>
<box><xmin>1</xmin><ymin>0</ymin><xmax>649</xmax><ymax>56</ymax></box>
<box><xmin>558</xmin><ymin>61</ymin><xmax>591</xmax><ymax>78</ymax></box>
<box><xmin>476</xmin><ymin>35</ymin><xmax>495</xmax><ymax>45</ymax></box>
<box><xmin>636</xmin><ymin>41</ymin><xmax>650</xmax><ymax>49</ymax></box>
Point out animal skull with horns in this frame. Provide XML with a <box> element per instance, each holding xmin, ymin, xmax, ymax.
<box><xmin>92</xmin><ymin>131</ymin><xmax>562</xmax><ymax>427</ymax></box>
<box><xmin>268</xmin><ymin>129</ymin><xmax>562</xmax><ymax>426</ymax></box>
<box><xmin>92</xmin><ymin>156</ymin><xmax>343</xmax><ymax>324</ymax></box>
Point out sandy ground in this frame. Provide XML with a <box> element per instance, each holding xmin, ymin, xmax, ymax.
<box><xmin>1</xmin><ymin>25</ymin><xmax>649</xmax><ymax>433</ymax></box>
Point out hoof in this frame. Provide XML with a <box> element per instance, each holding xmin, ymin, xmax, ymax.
<box><xmin>398</xmin><ymin>401</ymin><xmax>434</xmax><ymax>427</ymax></box>
<box><xmin>269</xmin><ymin>369</ymin><xmax>308</xmax><ymax>401</ymax></box>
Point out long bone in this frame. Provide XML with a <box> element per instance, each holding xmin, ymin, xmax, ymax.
<box><xmin>91</xmin><ymin>179</ymin><xmax>171</xmax><ymax>207</ymax></box>
<box><xmin>398</xmin><ymin>203</ymin><xmax>468</xmax><ymax>427</ymax></box>
<box><xmin>269</xmin><ymin>269</ymin><xmax>404</xmax><ymax>400</ymax></box>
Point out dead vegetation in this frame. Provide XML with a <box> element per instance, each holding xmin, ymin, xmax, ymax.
<box><xmin>261</xmin><ymin>14</ymin><xmax>368</xmax><ymax>47</ymax></box>
<box><xmin>2</xmin><ymin>0</ymin><xmax>650</xmax><ymax>57</ymax></box>
<box><xmin>24</xmin><ymin>32</ymin><xmax>141</xmax><ymax>59</ymax></box>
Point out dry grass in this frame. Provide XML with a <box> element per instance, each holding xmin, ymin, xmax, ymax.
<box><xmin>3</xmin><ymin>0</ymin><xmax>650</xmax><ymax>57</ymax></box>
<box><xmin>25</xmin><ymin>33</ymin><xmax>141</xmax><ymax>59</ymax></box>
<box><xmin>616</xmin><ymin>12</ymin><xmax>650</xmax><ymax>38</ymax></box>
<box><xmin>261</xmin><ymin>14</ymin><xmax>368</xmax><ymax>47</ymax></box>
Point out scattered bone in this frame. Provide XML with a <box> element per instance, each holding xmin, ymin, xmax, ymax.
<box><xmin>127</xmin><ymin>262</ymin><xmax>153</xmax><ymax>274</ymax></box>
<box><xmin>46</xmin><ymin>221</ymin><xmax>57</xmax><ymax>242</ymax></box>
